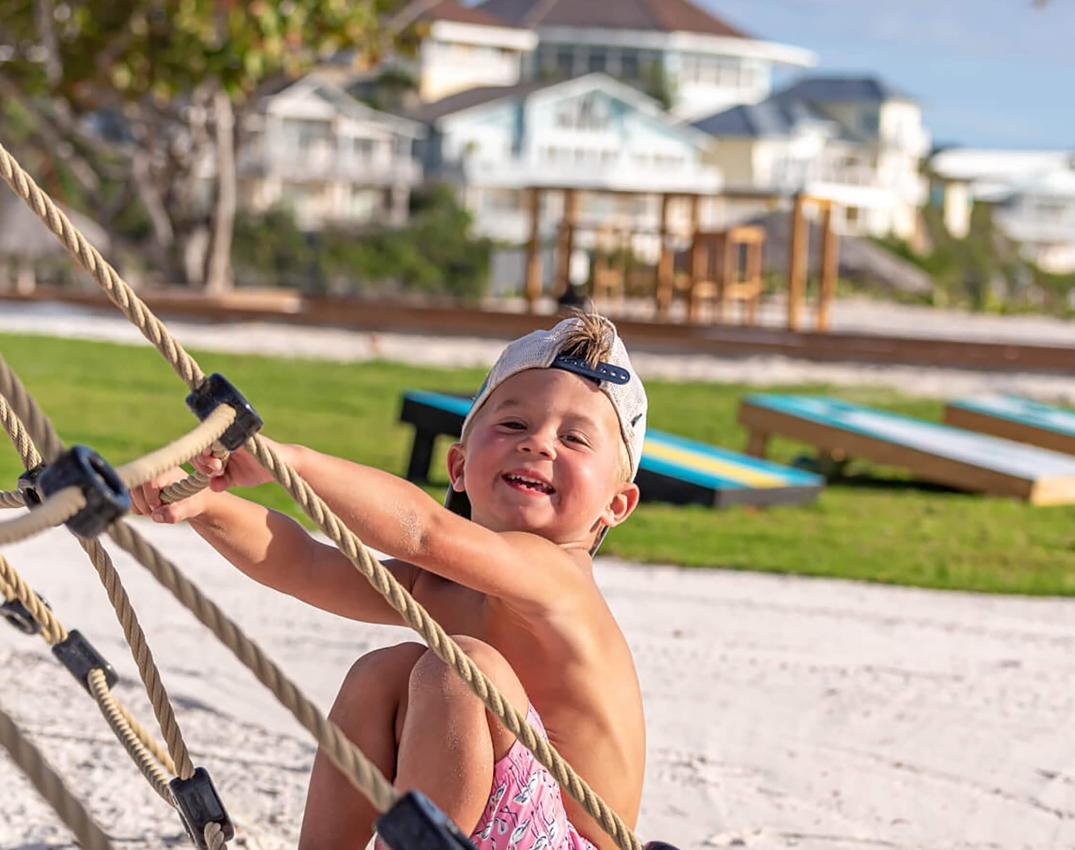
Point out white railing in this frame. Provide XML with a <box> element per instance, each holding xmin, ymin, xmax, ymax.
<box><xmin>240</xmin><ymin>145</ymin><xmax>422</xmax><ymax>184</ymax></box>
<box><xmin>463</xmin><ymin>157</ymin><xmax>722</xmax><ymax>194</ymax></box>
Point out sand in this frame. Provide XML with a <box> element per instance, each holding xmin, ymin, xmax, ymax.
<box><xmin>3</xmin><ymin>297</ymin><xmax>1075</xmax><ymax>849</ymax></box>
<box><xmin>4</xmin><ymin>523</ymin><xmax>1075</xmax><ymax>850</ymax></box>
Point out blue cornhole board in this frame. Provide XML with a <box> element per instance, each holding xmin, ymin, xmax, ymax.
<box><xmin>399</xmin><ymin>390</ymin><xmax>823</xmax><ymax>508</ymax></box>
<box><xmin>945</xmin><ymin>395</ymin><xmax>1075</xmax><ymax>457</ymax></box>
<box><xmin>738</xmin><ymin>393</ymin><xmax>1075</xmax><ymax>504</ymax></box>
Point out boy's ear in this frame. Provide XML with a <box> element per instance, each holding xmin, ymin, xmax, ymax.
<box><xmin>602</xmin><ymin>481</ymin><xmax>640</xmax><ymax>529</ymax></box>
<box><xmin>446</xmin><ymin>442</ymin><xmax>466</xmax><ymax>492</ymax></box>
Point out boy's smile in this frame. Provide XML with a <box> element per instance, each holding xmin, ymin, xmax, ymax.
<box><xmin>448</xmin><ymin>369</ymin><xmax>638</xmax><ymax>548</ymax></box>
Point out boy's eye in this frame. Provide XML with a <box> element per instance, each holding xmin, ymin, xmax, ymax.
<box><xmin>499</xmin><ymin>420</ymin><xmax>525</xmax><ymax>430</ymax></box>
<box><xmin>562</xmin><ymin>433</ymin><xmax>589</xmax><ymax>446</ymax></box>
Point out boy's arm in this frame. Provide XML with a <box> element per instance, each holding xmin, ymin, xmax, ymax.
<box><xmin>141</xmin><ymin>480</ymin><xmax>417</xmax><ymax>625</ymax></box>
<box><xmin>288</xmin><ymin>446</ymin><xmax>587</xmax><ymax>610</ymax></box>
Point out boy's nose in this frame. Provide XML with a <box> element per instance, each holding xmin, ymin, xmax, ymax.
<box><xmin>517</xmin><ymin>431</ymin><xmax>555</xmax><ymax>457</ymax></box>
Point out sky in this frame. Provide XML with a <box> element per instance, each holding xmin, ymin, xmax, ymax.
<box><xmin>704</xmin><ymin>0</ymin><xmax>1075</xmax><ymax>150</ymax></box>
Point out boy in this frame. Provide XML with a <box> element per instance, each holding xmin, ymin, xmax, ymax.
<box><xmin>130</xmin><ymin>313</ymin><xmax>649</xmax><ymax>850</ymax></box>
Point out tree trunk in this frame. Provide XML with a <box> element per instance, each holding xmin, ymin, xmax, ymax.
<box><xmin>204</xmin><ymin>89</ymin><xmax>236</xmax><ymax>294</ymax></box>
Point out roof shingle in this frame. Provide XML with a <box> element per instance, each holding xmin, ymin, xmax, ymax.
<box><xmin>475</xmin><ymin>0</ymin><xmax>749</xmax><ymax>38</ymax></box>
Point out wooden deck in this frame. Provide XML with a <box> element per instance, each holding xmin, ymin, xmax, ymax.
<box><xmin>4</xmin><ymin>287</ymin><xmax>1075</xmax><ymax>373</ymax></box>
<box><xmin>738</xmin><ymin>393</ymin><xmax>1075</xmax><ymax>505</ymax></box>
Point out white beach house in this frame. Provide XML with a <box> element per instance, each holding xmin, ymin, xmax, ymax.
<box><xmin>693</xmin><ymin>77</ymin><xmax>931</xmax><ymax>240</ymax></box>
<box><xmin>237</xmin><ymin>75</ymin><xmax>426</xmax><ymax>230</ymax></box>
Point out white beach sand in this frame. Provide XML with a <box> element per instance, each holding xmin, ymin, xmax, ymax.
<box><xmin>4</xmin><ymin>522</ymin><xmax>1075</xmax><ymax>850</ymax></box>
<box><xmin>3</xmin><ymin>298</ymin><xmax>1075</xmax><ymax>849</ymax></box>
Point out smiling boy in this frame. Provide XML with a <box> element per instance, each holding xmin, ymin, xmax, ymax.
<box><xmin>131</xmin><ymin>312</ymin><xmax>649</xmax><ymax>850</ymax></box>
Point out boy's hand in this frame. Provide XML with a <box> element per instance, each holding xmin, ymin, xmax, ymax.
<box><xmin>191</xmin><ymin>446</ymin><xmax>274</xmax><ymax>491</ymax></box>
<box><xmin>129</xmin><ymin>466</ymin><xmax>219</xmax><ymax>524</ymax></box>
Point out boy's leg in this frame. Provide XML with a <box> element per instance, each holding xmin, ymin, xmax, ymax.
<box><xmin>395</xmin><ymin>635</ymin><xmax>530</xmax><ymax>838</ymax></box>
<box><xmin>299</xmin><ymin>642</ymin><xmax>427</xmax><ymax>850</ymax></box>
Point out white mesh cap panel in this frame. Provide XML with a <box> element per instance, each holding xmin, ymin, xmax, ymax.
<box><xmin>461</xmin><ymin>317</ymin><xmax>648</xmax><ymax>480</ymax></box>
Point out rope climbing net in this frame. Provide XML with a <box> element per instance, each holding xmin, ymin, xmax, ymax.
<box><xmin>0</xmin><ymin>139</ymin><xmax>647</xmax><ymax>850</ymax></box>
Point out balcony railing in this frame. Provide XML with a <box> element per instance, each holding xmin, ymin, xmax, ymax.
<box><xmin>240</xmin><ymin>145</ymin><xmax>422</xmax><ymax>185</ymax></box>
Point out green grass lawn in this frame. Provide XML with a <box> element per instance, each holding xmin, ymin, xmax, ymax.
<box><xmin>4</xmin><ymin>330</ymin><xmax>1075</xmax><ymax>596</ymax></box>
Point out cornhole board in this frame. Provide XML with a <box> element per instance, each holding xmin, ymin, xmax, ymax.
<box><xmin>944</xmin><ymin>396</ymin><xmax>1075</xmax><ymax>457</ymax></box>
<box><xmin>399</xmin><ymin>389</ymin><xmax>824</xmax><ymax>508</ymax></box>
<box><xmin>737</xmin><ymin>393</ymin><xmax>1075</xmax><ymax>504</ymax></box>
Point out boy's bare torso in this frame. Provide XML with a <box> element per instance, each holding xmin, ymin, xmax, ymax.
<box><xmin>398</xmin><ymin>561</ymin><xmax>646</xmax><ymax>850</ymax></box>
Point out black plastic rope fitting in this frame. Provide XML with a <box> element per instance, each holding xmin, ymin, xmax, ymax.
<box><xmin>185</xmin><ymin>373</ymin><xmax>263</xmax><ymax>452</ymax></box>
<box><xmin>52</xmin><ymin>629</ymin><xmax>118</xmax><ymax>693</ymax></box>
<box><xmin>35</xmin><ymin>446</ymin><xmax>131</xmax><ymax>539</ymax></box>
<box><xmin>170</xmin><ymin>768</ymin><xmax>235</xmax><ymax>850</ymax></box>
<box><xmin>375</xmin><ymin>791</ymin><xmax>479</xmax><ymax>850</ymax></box>
<box><xmin>16</xmin><ymin>464</ymin><xmax>44</xmax><ymax>507</ymax></box>
<box><xmin>1</xmin><ymin>592</ymin><xmax>51</xmax><ymax>636</ymax></box>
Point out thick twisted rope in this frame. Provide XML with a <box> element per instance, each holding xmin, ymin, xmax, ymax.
<box><xmin>1</xmin><ymin>489</ymin><xmax>25</xmax><ymax>508</ymax></box>
<box><xmin>0</xmin><ymin>702</ymin><xmax>116</xmax><ymax>850</ymax></box>
<box><xmin>105</xmin><ymin>519</ymin><xmax>401</xmax><ymax>814</ymax></box>
<box><xmin>0</xmin><ymin>551</ymin><xmax>178</xmax><ymax>796</ymax></box>
<box><xmin>116</xmin><ymin>405</ymin><xmax>234</xmax><ymax>490</ymax></box>
<box><xmin>0</xmin><ymin>141</ymin><xmax>204</xmax><ymax>392</ymax></box>
<box><xmin>0</xmin><ymin>360</ymin><xmax>191</xmax><ymax>782</ymax></box>
<box><xmin>247</xmin><ymin>435</ymin><xmax>642</xmax><ymax>850</ymax></box>
<box><xmin>0</xmin><ymin>139</ymin><xmax>642</xmax><ymax>850</ymax></box>
<box><xmin>0</xmin><ymin>485</ymin><xmax>84</xmax><ymax>545</ymax></box>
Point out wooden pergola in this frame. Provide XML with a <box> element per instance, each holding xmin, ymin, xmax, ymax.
<box><xmin>522</xmin><ymin>186</ymin><xmax>842</xmax><ymax>332</ymax></box>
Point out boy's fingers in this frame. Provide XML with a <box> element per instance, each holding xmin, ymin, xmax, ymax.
<box><xmin>151</xmin><ymin>504</ymin><xmax>184</xmax><ymax>524</ymax></box>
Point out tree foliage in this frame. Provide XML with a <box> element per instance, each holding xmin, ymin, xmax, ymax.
<box><xmin>0</xmin><ymin>0</ymin><xmax>414</xmax><ymax>289</ymax></box>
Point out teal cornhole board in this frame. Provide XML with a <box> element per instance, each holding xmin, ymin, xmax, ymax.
<box><xmin>399</xmin><ymin>389</ymin><xmax>823</xmax><ymax>508</ymax></box>
<box><xmin>737</xmin><ymin>393</ymin><xmax>1075</xmax><ymax>504</ymax></box>
<box><xmin>945</xmin><ymin>395</ymin><xmax>1075</xmax><ymax>458</ymax></box>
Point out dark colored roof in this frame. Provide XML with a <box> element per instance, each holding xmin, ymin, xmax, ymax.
<box><xmin>693</xmin><ymin>100</ymin><xmax>821</xmax><ymax>138</ymax></box>
<box><xmin>774</xmin><ymin>77</ymin><xmax>914</xmax><ymax>105</ymax></box>
<box><xmin>421</xmin><ymin>0</ymin><xmax>519</xmax><ymax>28</ymax></box>
<box><xmin>475</xmin><ymin>0</ymin><xmax>749</xmax><ymax>38</ymax></box>
<box><xmin>405</xmin><ymin>78</ymin><xmax>560</xmax><ymax>122</ymax></box>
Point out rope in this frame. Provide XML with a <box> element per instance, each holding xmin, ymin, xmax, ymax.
<box><xmin>88</xmin><ymin>669</ymin><xmax>173</xmax><ymax>801</ymax></box>
<box><xmin>106</xmin><ymin>519</ymin><xmax>401</xmax><ymax>816</ymax></box>
<box><xmin>0</xmin><ymin>389</ymin><xmax>42</xmax><ymax>467</ymax></box>
<box><xmin>0</xmin><ymin>141</ymin><xmax>205</xmax><ymax>392</ymax></box>
<box><xmin>247</xmin><ymin>436</ymin><xmax>643</xmax><ymax>850</ymax></box>
<box><xmin>0</xmin><ymin>352</ymin><xmax>62</xmax><ymax>463</ymax></box>
<box><xmin>79</xmin><ymin>537</ymin><xmax>188</xmax><ymax>779</ymax></box>
<box><xmin>0</xmin><ymin>489</ymin><xmax>25</xmax><ymax>508</ymax></box>
<box><xmin>115</xmin><ymin>405</ymin><xmax>235</xmax><ymax>490</ymax></box>
<box><xmin>0</xmin><ymin>138</ymin><xmax>642</xmax><ymax>850</ymax></box>
<box><xmin>0</xmin><ymin>551</ymin><xmax>180</xmax><ymax>790</ymax></box>
<box><xmin>0</xmin><ymin>702</ymin><xmax>117</xmax><ymax>850</ymax></box>
<box><xmin>0</xmin><ymin>484</ymin><xmax>84</xmax><ymax>546</ymax></box>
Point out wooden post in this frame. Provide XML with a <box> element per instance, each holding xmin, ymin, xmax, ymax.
<box><xmin>655</xmin><ymin>194</ymin><xmax>674</xmax><ymax>318</ymax></box>
<box><xmin>787</xmin><ymin>193</ymin><xmax>808</xmax><ymax>331</ymax></box>
<box><xmin>744</xmin><ymin>430</ymin><xmax>770</xmax><ymax>458</ymax></box>
<box><xmin>525</xmin><ymin>188</ymin><xmax>543</xmax><ymax>311</ymax></box>
<box><xmin>555</xmin><ymin>189</ymin><xmax>578</xmax><ymax>299</ymax></box>
<box><xmin>745</xmin><ymin>233</ymin><xmax>763</xmax><ymax>326</ymax></box>
<box><xmin>816</xmin><ymin>202</ymin><xmax>840</xmax><ymax>332</ymax></box>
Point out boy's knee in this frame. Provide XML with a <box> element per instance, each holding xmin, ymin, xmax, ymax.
<box><xmin>337</xmin><ymin>642</ymin><xmax>427</xmax><ymax>706</ymax></box>
<box><xmin>409</xmin><ymin>636</ymin><xmax>521</xmax><ymax>707</ymax></box>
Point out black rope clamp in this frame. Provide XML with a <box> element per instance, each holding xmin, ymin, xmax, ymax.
<box><xmin>52</xmin><ymin>629</ymin><xmax>118</xmax><ymax>693</ymax></box>
<box><xmin>16</xmin><ymin>464</ymin><xmax>44</xmax><ymax>507</ymax></box>
<box><xmin>1</xmin><ymin>592</ymin><xmax>51</xmax><ymax>636</ymax></box>
<box><xmin>185</xmin><ymin>373</ymin><xmax>263</xmax><ymax>452</ymax></box>
<box><xmin>375</xmin><ymin>790</ymin><xmax>479</xmax><ymax>850</ymax></box>
<box><xmin>644</xmin><ymin>842</ymin><xmax>683</xmax><ymax>850</ymax></box>
<box><xmin>36</xmin><ymin>446</ymin><xmax>131</xmax><ymax>539</ymax></box>
<box><xmin>170</xmin><ymin>767</ymin><xmax>235</xmax><ymax>850</ymax></box>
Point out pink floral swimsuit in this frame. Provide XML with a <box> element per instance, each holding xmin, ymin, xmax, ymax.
<box><xmin>469</xmin><ymin>705</ymin><xmax>597</xmax><ymax>850</ymax></box>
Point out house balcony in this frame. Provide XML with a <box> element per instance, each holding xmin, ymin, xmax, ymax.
<box><xmin>239</xmin><ymin>146</ymin><xmax>423</xmax><ymax>186</ymax></box>
<box><xmin>460</xmin><ymin>157</ymin><xmax>722</xmax><ymax>195</ymax></box>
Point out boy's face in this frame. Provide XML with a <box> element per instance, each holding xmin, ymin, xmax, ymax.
<box><xmin>447</xmin><ymin>368</ymin><xmax>640</xmax><ymax>549</ymax></box>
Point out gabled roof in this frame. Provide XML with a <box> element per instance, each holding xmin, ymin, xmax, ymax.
<box><xmin>406</xmin><ymin>78</ymin><xmax>560</xmax><ymax>123</ymax></box>
<box><xmin>420</xmin><ymin>0</ymin><xmax>520</xmax><ymax>28</ymax></box>
<box><xmin>774</xmin><ymin>77</ymin><xmax>914</xmax><ymax>105</ymax></box>
<box><xmin>475</xmin><ymin>0</ymin><xmax>749</xmax><ymax>38</ymax></box>
<box><xmin>693</xmin><ymin>100</ymin><xmax>822</xmax><ymax>138</ymax></box>
<box><xmin>692</xmin><ymin>96</ymin><xmax>866</xmax><ymax>143</ymax></box>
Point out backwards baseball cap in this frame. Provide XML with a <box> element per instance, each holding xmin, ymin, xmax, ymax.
<box><xmin>460</xmin><ymin>314</ymin><xmax>648</xmax><ymax>479</ymax></box>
